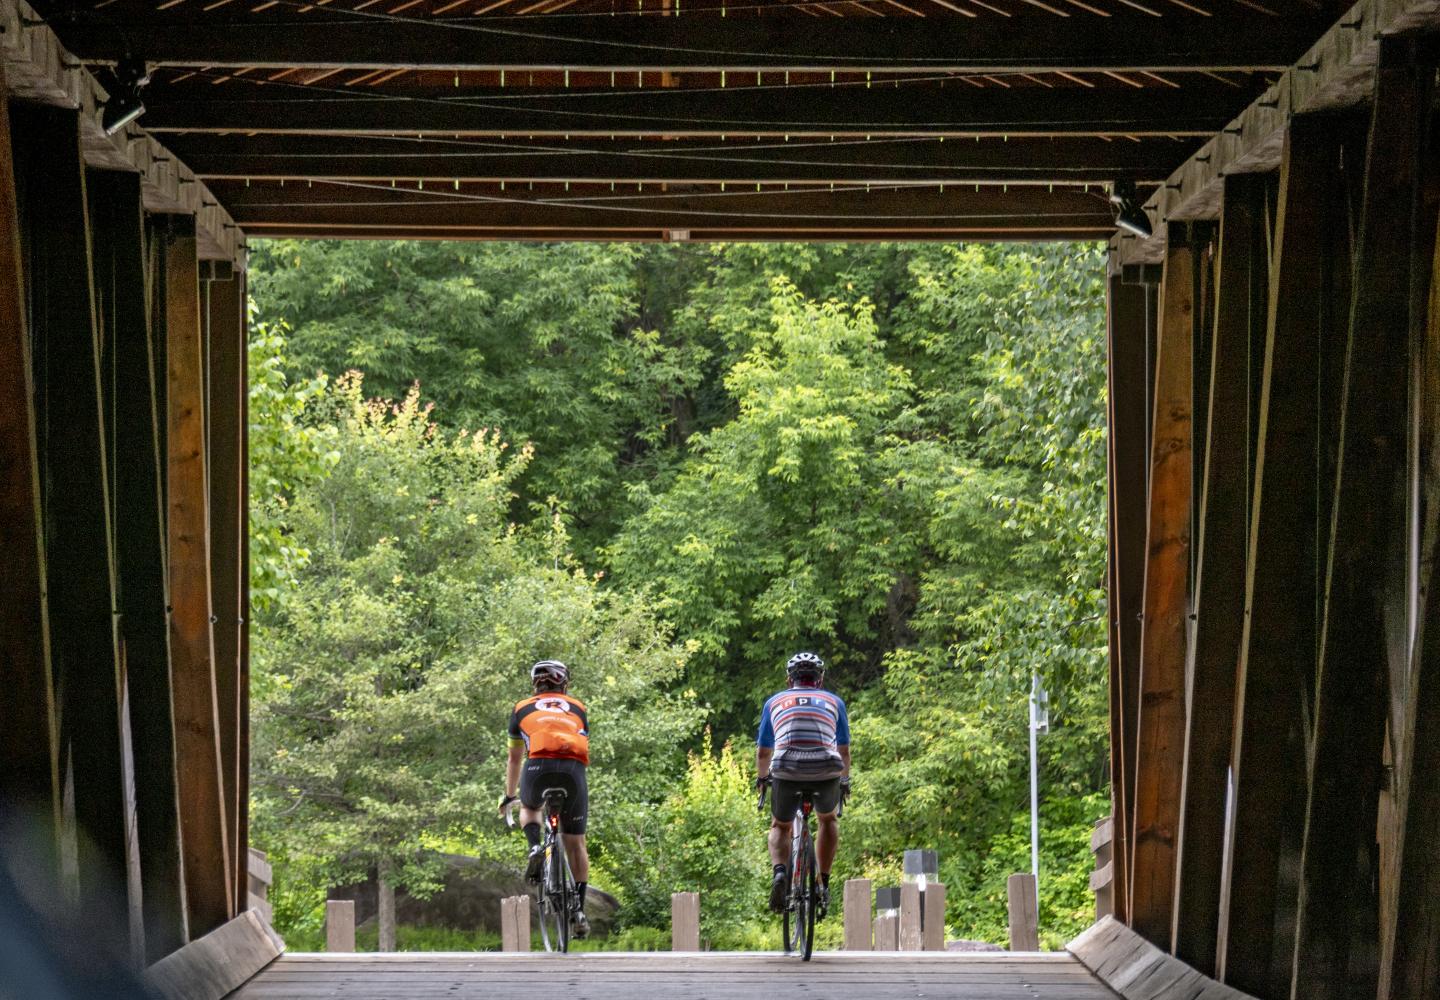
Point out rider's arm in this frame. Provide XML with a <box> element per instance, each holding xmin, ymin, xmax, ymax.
<box><xmin>756</xmin><ymin>696</ymin><xmax>776</xmax><ymax>782</ymax></box>
<box><xmin>838</xmin><ymin>745</ymin><xmax>851</xmax><ymax>780</ymax></box>
<box><xmin>505</xmin><ymin>743</ymin><xmax>524</xmax><ymax>798</ymax></box>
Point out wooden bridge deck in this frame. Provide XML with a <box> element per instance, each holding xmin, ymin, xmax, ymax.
<box><xmin>228</xmin><ymin>951</ymin><xmax>1118</xmax><ymax>999</ymax></box>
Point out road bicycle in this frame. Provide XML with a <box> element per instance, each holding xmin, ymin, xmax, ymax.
<box><xmin>757</xmin><ymin>779</ymin><xmax>844</xmax><ymax>962</ymax></box>
<box><xmin>505</xmin><ymin>787</ymin><xmax>580</xmax><ymax>952</ymax></box>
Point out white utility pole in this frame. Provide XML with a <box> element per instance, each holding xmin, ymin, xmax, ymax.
<box><xmin>1028</xmin><ymin>673</ymin><xmax>1042</xmax><ymax>899</ymax></box>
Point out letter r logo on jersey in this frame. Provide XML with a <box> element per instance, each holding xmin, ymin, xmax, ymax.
<box><xmin>537</xmin><ymin>698</ymin><xmax>570</xmax><ymax>713</ymax></box>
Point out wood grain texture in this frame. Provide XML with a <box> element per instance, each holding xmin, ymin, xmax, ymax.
<box><xmin>164</xmin><ymin>216</ymin><xmax>234</xmax><ymax>935</ymax></box>
<box><xmin>1216</xmin><ymin>115</ymin><xmax>1334</xmax><ymax>1000</ymax></box>
<box><xmin>205</xmin><ymin>271</ymin><xmax>247</xmax><ymax>927</ymax></box>
<box><xmin>843</xmin><ymin>879</ymin><xmax>872</xmax><ymax>951</ymax></box>
<box><xmin>1070</xmin><ymin>917</ymin><xmax>1259</xmax><ymax>1000</ymax></box>
<box><xmin>1386</xmin><ymin>210</ymin><xmax>1440</xmax><ymax>1000</ymax></box>
<box><xmin>1171</xmin><ymin>175</ymin><xmax>1265</xmax><ymax>976</ymax></box>
<box><xmin>15</xmin><ymin>102</ymin><xmax>132</xmax><ymax>938</ymax></box>
<box><xmin>1129</xmin><ymin>230</ymin><xmax>1193</xmax><ymax>947</ymax></box>
<box><xmin>233</xmin><ymin>951</ymin><xmax>1118</xmax><ymax>999</ymax></box>
<box><xmin>1292</xmin><ymin>39</ymin><xmax>1435</xmax><ymax>1000</ymax></box>
<box><xmin>146</xmin><ymin>909</ymin><xmax>284</xmax><ymax>1000</ymax></box>
<box><xmin>0</xmin><ymin>58</ymin><xmax>58</xmax><ymax>839</ymax></box>
<box><xmin>671</xmin><ymin>892</ymin><xmax>700</xmax><ymax>951</ymax></box>
<box><xmin>1007</xmin><ymin>874</ymin><xmax>1038</xmax><ymax>952</ymax></box>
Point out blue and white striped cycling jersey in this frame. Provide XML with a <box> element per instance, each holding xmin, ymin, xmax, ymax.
<box><xmin>756</xmin><ymin>686</ymin><xmax>850</xmax><ymax>780</ymax></box>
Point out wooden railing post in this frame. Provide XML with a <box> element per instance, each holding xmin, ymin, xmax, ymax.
<box><xmin>500</xmin><ymin>895</ymin><xmax>531</xmax><ymax>952</ymax></box>
<box><xmin>898</xmin><ymin>882</ymin><xmax>922</xmax><ymax>951</ymax></box>
<box><xmin>843</xmin><ymin>878</ymin><xmax>872</xmax><ymax>950</ymax></box>
<box><xmin>671</xmin><ymin>891</ymin><xmax>699</xmax><ymax>951</ymax></box>
<box><xmin>1007</xmin><ymin>873</ymin><xmax>1039</xmax><ymax>951</ymax></box>
<box><xmin>325</xmin><ymin>899</ymin><xmax>355</xmax><ymax>953</ymax></box>
<box><xmin>922</xmin><ymin>883</ymin><xmax>946</xmax><ymax>951</ymax></box>
<box><xmin>1091</xmin><ymin>817</ymin><xmax>1114</xmax><ymax>921</ymax></box>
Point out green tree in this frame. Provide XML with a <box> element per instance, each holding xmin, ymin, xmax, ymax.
<box><xmin>250</xmin><ymin>376</ymin><xmax>702</xmax><ymax>949</ymax></box>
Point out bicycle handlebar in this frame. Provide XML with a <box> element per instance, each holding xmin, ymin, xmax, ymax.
<box><xmin>503</xmin><ymin>798</ymin><xmax>518</xmax><ymax>829</ymax></box>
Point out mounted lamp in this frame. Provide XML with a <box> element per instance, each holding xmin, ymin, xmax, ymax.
<box><xmin>102</xmin><ymin>57</ymin><xmax>150</xmax><ymax>136</ymax></box>
<box><xmin>1109</xmin><ymin>180</ymin><xmax>1154</xmax><ymax>240</ymax></box>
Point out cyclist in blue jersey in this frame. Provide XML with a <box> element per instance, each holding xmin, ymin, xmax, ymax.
<box><xmin>756</xmin><ymin>651</ymin><xmax>851</xmax><ymax>916</ymax></box>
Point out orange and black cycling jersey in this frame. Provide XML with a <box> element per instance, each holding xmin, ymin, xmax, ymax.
<box><xmin>508</xmin><ymin>693</ymin><xmax>590</xmax><ymax>765</ymax></box>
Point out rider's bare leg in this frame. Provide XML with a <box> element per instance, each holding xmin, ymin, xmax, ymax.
<box><xmin>564</xmin><ymin>833</ymin><xmax>589</xmax><ymax>882</ymax></box>
<box><xmin>816</xmin><ymin>811</ymin><xmax>839</xmax><ymax>876</ymax></box>
<box><xmin>519</xmin><ymin>806</ymin><xmax>542</xmax><ymax>827</ymax></box>
<box><xmin>769</xmin><ymin>818</ymin><xmax>793</xmax><ymax>867</ymax></box>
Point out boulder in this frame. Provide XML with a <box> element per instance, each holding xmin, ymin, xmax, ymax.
<box><xmin>330</xmin><ymin>853</ymin><xmax>619</xmax><ymax>940</ymax></box>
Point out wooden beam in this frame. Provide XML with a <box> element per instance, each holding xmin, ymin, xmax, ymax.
<box><xmin>1107</xmin><ymin>272</ymin><xmax>1151</xmax><ymax>925</ymax></box>
<box><xmin>141</xmin><ymin>82</ymin><xmax>1252</xmax><ymax>139</ymax></box>
<box><xmin>232</xmin><ymin>225</ymin><xmax>1117</xmax><ymax>243</ymax></box>
<box><xmin>1216</xmin><ymin>115</ymin><xmax>1337</xmax><ymax>999</ymax></box>
<box><xmin>145</xmin><ymin>909</ymin><xmax>284</xmax><ymax>1000</ymax></box>
<box><xmin>212</xmin><ymin>181</ymin><xmax>1117</xmax><ymax>236</ymax></box>
<box><xmin>1170</xmin><ymin>174</ymin><xmax>1265</xmax><ymax>976</ymax></box>
<box><xmin>1128</xmin><ymin>224</ymin><xmax>1193</xmax><ymax>947</ymax></box>
<box><xmin>57</xmin><ymin>11</ymin><xmax>1327</xmax><ymax>73</ymax></box>
<box><xmin>171</xmin><ymin>134</ymin><xmax>1193</xmax><ymax>186</ymax></box>
<box><xmin>1290</xmin><ymin>38</ymin><xmax>1434</xmax><ymax>1000</ymax></box>
<box><xmin>0</xmin><ymin>0</ymin><xmax>244</xmax><ymax>267</ymax></box>
<box><xmin>1386</xmin><ymin>211</ymin><xmax>1440</xmax><ymax>1000</ymax></box>
<box><xmin>0</xmin><ymin>60</ymin><xmax>59</xmax><ymax>838</ymax></box>
<box><xmin>1069</xmin><ymin>917</ymin><xmax>1260</xmax><ymax>1000</ymax></box>
<box><xmin>206</xmin><ymin>270</ymin><xmax>246</xmax><ymax>927</ymax></box>
<box><xmin>14</xmin><ymin>102</ymin><xmax>134</xmax><ymax>937</ymax></box>
<box><xmin>90</xmin><ymin>167</ymin><xmax>189</xmax><ymax>963</ymax></box>
<box><xmin>1109</xmin><ymin>0</ymin><xmax>1440</xmax><ymax>265</ymax></box>
<box><xmin>165</xmin><ymin>214</ymin><xmax>234</xmax><ymax>936</ymax></box>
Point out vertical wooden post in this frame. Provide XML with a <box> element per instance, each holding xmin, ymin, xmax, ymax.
<box><xmin>1092</xmin><ymin>817</ymin><xmax>1114</xmax><ymax>921</ymax></box>
<box><xmin>671</xmin><ymin>891</ymin><xmax>700</xmax><ymax>951</ymax></box>
<box><xmin>14</xmin><ymin>103</ymin><xmax>132</xmax><ymax>939</ymax></box>
<box><xmin>165</xmin><ymin>215</ymin><xmax>234</xmax><ymax>934</ymax></box>
<box><xmin>1217</xmin><ymin>115</ymin><xmax>1335</xmax><ymax>998</ymax></box>
<box><xmin>898</xmin><ymin>882</ymin><xmax>922</xmax><ymax>951</ymax></box>
<box><xmin>922</xmin><ymin>883</ymin><xmax>946</xmax><ymax>951</ymax></box>
<box><xmin>1291</xmin><ymin>41</ymin><xmax>1434</xmax><ymax>1000</ymax></box>
<box><xmin>1385</xmin><ymin>215</ymin><xmax>1440</xmax><ymax>1000</ymax></box>
<box><xmin>1129</xmin><ymin>225</ymin><xmax>1193</xmax><ymax>946</ymax></box>
<box><xmin>206</xmin><ymin>267</ymin><xmax>247</xmax><ymax>920</ymax></box>
<box><xmin>1107</xmin><ymin>270</ymin><xmax>1151</xmax><ymax>925</ymax></box>
<box><xmin>325</xmin><ymin>899</ymin><xmax>356</xmax><ymax>953</ymax></box>
<box><xmin>873</xmin><ymin>913</ymin><xmax>898</xmax><ymax>951</ymax></box>
<box><xmin>1007</xmin><ymin>873</ymin><xmax>1039</xmax><ymax>951</ymax></box>
<box><xmin>90</xmin><ymin>167</ymin><xmax>190</xmax><ymax>962</ymax></box>
<box><xmin>0</xmin><ymin>63</ymin><xmax>59</xmax><ymax>847</ymax></box>
<box><xmin>843</xmin><ymin>878</ymin><xmax>872</xmax><ymax>950</ymax></box>
<box><xmin>501</xmin><ymin>895</ymin><xmax>531</xmax><ymax>952</ymax></box>
<box><xmin>1171</xmin><ymin>174</ymin><xmax>1265</xmax><ymax>975</ymax></box>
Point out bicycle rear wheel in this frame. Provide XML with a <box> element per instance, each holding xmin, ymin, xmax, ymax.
<box><xmin>546</xmin><ymin>831</ymin><xmax>572</xmax><ymax>952</ymax></box>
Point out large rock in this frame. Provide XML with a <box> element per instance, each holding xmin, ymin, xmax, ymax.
<box><xmin>330</xmin><ymin>853</ymin><xmax>619</xmax><ymax>939</ymax></box>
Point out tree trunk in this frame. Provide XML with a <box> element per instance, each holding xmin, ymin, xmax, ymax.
<box><xmin>377</xmin><ymin>858</ymin><xmax>397</xmax><ymax>952</ymax></box>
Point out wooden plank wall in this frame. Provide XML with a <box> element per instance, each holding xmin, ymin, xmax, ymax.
<box><xmin>1105</xmin><ymin>32</ymin><xmax>1440</xmax><ymax>1000</ymax></box>
<box><xmin>0</xmin><ymin>89</ymin><xmax>252</xmax><ymax>981</ymax></box>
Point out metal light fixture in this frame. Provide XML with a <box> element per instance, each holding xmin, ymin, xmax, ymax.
<box><xmin>101</xmin><ymin>57</ymin><xmax>150</xmax><ymax>136</ymax></box>
<box><xmin>1109</xmin><ymin>180</ymin><xmax>1153</xmax><ymax>239</ymax></box>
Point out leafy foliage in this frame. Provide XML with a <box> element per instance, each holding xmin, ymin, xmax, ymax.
<box><xmin>249</xmin><ymin>239</ymin><xmax>1112</xmax><ymax>949</ymax></box>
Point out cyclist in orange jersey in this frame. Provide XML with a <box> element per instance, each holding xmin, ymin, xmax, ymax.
<box><xmin>500</xmin><ymin>659</ymin><xmax>591</xmax><ymax>938</ymax></box>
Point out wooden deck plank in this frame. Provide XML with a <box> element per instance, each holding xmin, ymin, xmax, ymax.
<box><xmin>230</xmin><ymin>952</ymin><xmax>1120</xmax><ymax>999</ymax></box>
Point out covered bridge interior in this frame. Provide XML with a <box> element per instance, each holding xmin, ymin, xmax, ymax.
<box><xmin>0</xmin><ymin>0</ymin><xmax>1438</xmax><ymax>996</ymax></box>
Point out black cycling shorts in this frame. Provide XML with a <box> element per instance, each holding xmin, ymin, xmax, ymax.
<box><xmin>770</xmin><ymin>776</ymin><xmax>842</xmax><ymax>822</ymax></box>
<box><xmin>520</xmin><ymin>756</ymin><xmax>588</xmax><ymax>835</ymax></box>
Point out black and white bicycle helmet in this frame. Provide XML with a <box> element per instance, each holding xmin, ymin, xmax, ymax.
<box><xmin>786</xmin><ymin>651</ymin><xmax>825</xmax><ymax>685</ymax></box>
<box><xmin>531</xmin><ymin>659</ymin><xmax>570</xmax><ymax>690</ymax></box>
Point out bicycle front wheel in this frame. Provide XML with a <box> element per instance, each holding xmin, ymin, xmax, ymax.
<box><xmin>799</xmin><ymin>840</ymin><xmax>817</xmax><ymax>961</ymax></box>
